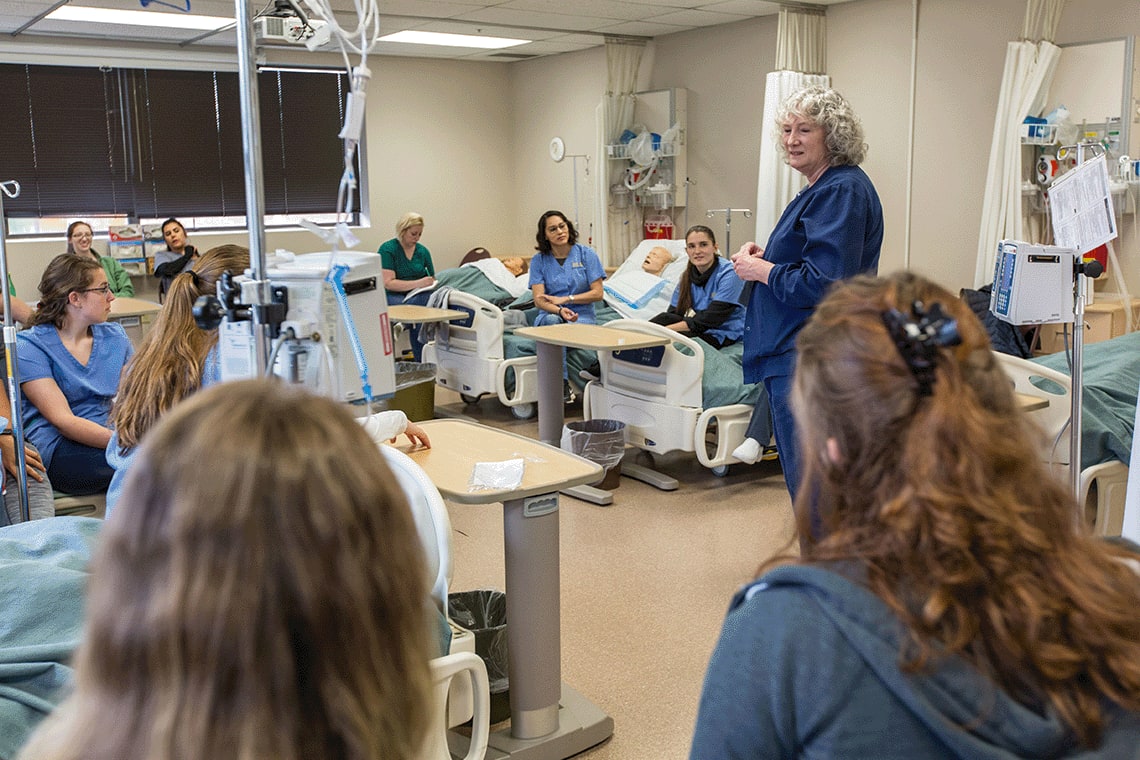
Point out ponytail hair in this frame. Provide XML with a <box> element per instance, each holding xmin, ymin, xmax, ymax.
<box><xmin>111</xmin><ymin>245</ymin><xmax>250</xmax><ymax>449</ymax></box>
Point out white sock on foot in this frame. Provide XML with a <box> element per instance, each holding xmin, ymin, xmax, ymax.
<box><xmin>732</xmin><ymin>437</ymin><xmax>762</xmax><ymax>465</ymax></box>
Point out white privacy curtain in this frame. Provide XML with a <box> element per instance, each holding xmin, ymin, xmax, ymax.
<box><xmin>973</xmin><ymin>40</ymin><xmax>1061</xmax><ymax>286</ymax></box>
<box><xmin>754</xmin><ymin>71</ymin><xmax>829</xmax><ymax>247</ymax></box>
<box><xmin>754</xmin><ymin>7</ymin><xmax>828</xmax><ymax>246</ymax></box>
<box><xmin>595</xmin><ymin>39</ymin><xmax>646</xmax><ymax>267</ymax></box>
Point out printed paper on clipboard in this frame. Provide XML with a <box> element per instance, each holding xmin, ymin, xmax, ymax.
<box><xmin>1048</xmin><ymin>153</ymin><xmax>1117</xmax><ymax>254</ymax></box>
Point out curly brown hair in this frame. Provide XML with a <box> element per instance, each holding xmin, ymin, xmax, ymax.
<box><xmin>789</xmin><ymin>271</ymin><xmax>1140</xmax><ymax>747</ymax></box>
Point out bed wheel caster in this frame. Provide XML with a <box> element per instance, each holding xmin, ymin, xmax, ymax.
<box><xmin>711</xmin><ymin>464</ymin><xmax>729</xmax><ymax>477</ymax></box>
<box><xmin>511</xmin><ymin>403</ymin><xmax>536</xmax><ymax>420</ymax></box>
<box><xmin>460</xmin><ymin>393</ymin><xmax>481</xmax><ymax>405</ymax></box>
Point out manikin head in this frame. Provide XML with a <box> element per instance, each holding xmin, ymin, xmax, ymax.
<box><xmin>500</xmin><ymin>256</ymin><xmax>529</xmax><ymax>276</ymax></box>
<box><xmin>642</xmin><ymin>246</ymin><xmax>674</xmax><ymax>276</ymax></box>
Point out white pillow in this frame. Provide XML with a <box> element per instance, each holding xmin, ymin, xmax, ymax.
<box><xmin>604</xmin><ymin>270</ymin><xmax>667</xmax><ymax>309</ymax></box>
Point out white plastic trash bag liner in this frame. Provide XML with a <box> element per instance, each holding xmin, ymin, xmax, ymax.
<box><xmin>561</xmin><ymin>419</ymin><xmax>626</xmax><ymax>471</ymax></box>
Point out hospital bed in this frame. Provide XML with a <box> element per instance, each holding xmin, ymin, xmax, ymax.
<box><xmin>582</xmin><ymin>319</ymin><xmax>766</xmax><ymax>479</ymax></box>
<box><xmin>421</xmin><ymin>289</ymin><xmax>541</xmax><ymax>419</ymax></box>
<box><xmin>423</xmin><ymin>240</ymin><xmax>694</xmax><ymax>418</ymax></box>
<box><xmin>996</xmin><ymin>330</ymin><xmax>1140</xmax><ymax>536</ymax></box>
<box><xmin>392</xmin><ymin>259</ymin><xmax>528</xmax><ymax>360</ymax></box>
<box><xmin>373</xmin><ymin>441</ymin><xmax>491</xmax><ymax>759</ymax></box>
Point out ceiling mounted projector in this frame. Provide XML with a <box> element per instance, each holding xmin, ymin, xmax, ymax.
<box><xmin>254</xmin><ymin>15</ymin><xmax>327</xmax><ymax>45</ymax></box>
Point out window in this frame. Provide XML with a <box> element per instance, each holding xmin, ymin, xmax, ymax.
<box><xmin>0</xmin><ymin>62</ymin><xmax>360</xmax><ymax>233</ymax></box>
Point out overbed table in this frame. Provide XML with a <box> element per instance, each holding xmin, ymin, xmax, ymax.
<box><xmin>1016</xmin><ymin>392</ymin><xmax>1049</xmax><ymax>412</ymax></box>
<box><xmin>386</xmin><ymin>304</ymin><xmax>470</xmax><ymax>420</ymax></box>
<box><xmin>387</xmin><ymin>304</ymin><xmax>467</xmax><ymax>325</ymax></box>
<box><xmin>398</xmin><ymin>419</ymin><xmax>612</xmax><ymax>760</ymax></box>
<box><xmin>514</xmin><ymin>323</ymin><xmax>672</xmax><ymax>504</ymax></box>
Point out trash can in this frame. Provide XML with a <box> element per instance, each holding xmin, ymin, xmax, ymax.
<box><xmin>448</xmin><ymin>589</ymin><xmax>511</xmax><ymax>725</ymax></box>
<box><xmin>390</xmin><ymin>361</ymin><xmax>436</xmax><ymax>422</ymax></box>
<box><xmin>561</xmin><ymin>419</ymin><xmax>626</xmax><ymax>490</ymax></box>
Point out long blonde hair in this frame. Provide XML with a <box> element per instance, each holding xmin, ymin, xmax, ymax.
<box><xmin>20</xmin><ymin>379</ymin><xmax>435</xmax><ymax>760</ymax></box>
<box><xmin>791</xmin><ymin>271</ymin><xmax>1140</xmax><ymax>747</ymax></box>
<box><xmin>111</xmin><ymin>244</ymin><xmax>249</xmax><ymax>449</ymax></box>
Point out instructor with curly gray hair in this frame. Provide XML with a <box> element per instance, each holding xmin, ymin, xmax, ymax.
<box><xmin>730</xmin><ymin>85</ymin><xmax>883</xmax><ymax>515</ymax></box>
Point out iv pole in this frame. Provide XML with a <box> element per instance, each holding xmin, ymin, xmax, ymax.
<box><xmin>568</xmin><ymin>154</ymin><xmax>590</xmax><ymax>234</ymax></box>
<box><xmin>0</xmin><ymin>181</ymin><xmax>30</xmax><ymax>521</ymax></box>
<box><xmin>1051</xmin><ymin>141</ymin><xmax>1108</xmax><ymax>500</ymax></box>
<box><xmin>234</xmin><ymin>0</ymin><xmax>272</xmax><ymax>375</ymax></box>
<box><xmin>705</xmin><ymin>208</ymin><xmax>752</xmax><ymax>253</ymax></box>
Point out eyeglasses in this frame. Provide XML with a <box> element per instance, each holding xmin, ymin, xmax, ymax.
<box><xmin>70</xmin><ymin>233</ymin><xmax>93</xmax><ymax>240</ymax></box>
<box><xmin>546</xmin><ymin>222</ymin><xmax>568</xmax><ymax>233</ymax></box>
<box><xmin>78</xmin><ymin>285</ymin><xmax>112</xmax><ymax>296</ymax></box>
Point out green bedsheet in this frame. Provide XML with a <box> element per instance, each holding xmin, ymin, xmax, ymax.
<box><xmin>1033</xmin><ymin>330</ymin><xmax>1140</xmax><ymax>469</ymax></box>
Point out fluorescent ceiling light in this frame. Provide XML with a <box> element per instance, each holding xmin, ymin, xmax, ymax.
<box><xmin>377</xmin><ymin>30</ymin><xmax>529</xmax><ymax>50</ymax></box>
<box><xmin>46</xmin><ymin>6</ymin><xmax>233</xmax><ymax>31</ymax></box>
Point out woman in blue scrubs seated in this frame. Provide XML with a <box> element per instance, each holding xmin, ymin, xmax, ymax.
<box><xmin>529</xmin><ymin>210</ymin><xmax>605</xmax><ymax>403</ymax></box>
<box><xmin>18</xmin><ymin>255</ymin><xmax>133</xmax><ymax>495</ymax></box>
<box><xmin>19</xmin><ymin>379</ymin><xmax>437</xmax><ymax>760</ymax></box>
<box><xmin>690</xmin><ymin>272</ymin><xmax>1140</xmax><ymax>759</ymax></box>
<box><xmin>648</xmin><ymin>225</ymin><xmax>744</xmax><ymax>348</ymax></box>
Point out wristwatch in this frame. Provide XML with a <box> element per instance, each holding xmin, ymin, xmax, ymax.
<box><xmin>568</xmin><ymin>294</ymin><xmax>574</xmax><ymax>303</ymax></box>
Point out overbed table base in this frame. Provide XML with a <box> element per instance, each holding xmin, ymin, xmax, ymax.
<box><xmin>445</xmin><ymin>682</ymin><xmax>614</xmax><ymax>760</ymax></box>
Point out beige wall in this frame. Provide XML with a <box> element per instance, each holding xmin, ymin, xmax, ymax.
<box><xmin>505</xmin><ymin>0</ymin><xmax>1139</xmax><ymax>295</ymax></box>
<box><xmin>505</xmin><ymin>47</ymin><xmax>609</xmax><ymax>254</ymax></box>
<box><xmin>6</xmin><ymin>0</ymin><xmax>1140</xmax><ymax>302</ymax></box>
<box><xmin>646</xmin><ymin>17</ymin><xmax>778</xmax><ymax>240</ymax></box>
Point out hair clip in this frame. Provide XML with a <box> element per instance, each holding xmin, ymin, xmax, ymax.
<box><xmin>881</xmin><ymin>300</ymin><xmax>962</xmax><ymax>396</ymax></box>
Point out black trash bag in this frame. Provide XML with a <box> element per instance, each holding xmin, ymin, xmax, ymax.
<box><xmin>448</xmin><ymin>589</ymin><xmax>509</xmax><ymax>694</ymax></box>
<box><xmin>449</xmin><ymin>589</ymin><xmax>511</xmax><ymax>724</ymax></box>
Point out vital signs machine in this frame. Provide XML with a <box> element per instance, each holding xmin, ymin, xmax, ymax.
<box><xmin>199</xmin><ymin>250</ymin><xmax>396</xmax><ymax>404</ymax></box>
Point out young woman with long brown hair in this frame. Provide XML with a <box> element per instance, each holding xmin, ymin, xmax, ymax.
<box><xmin>17</xmin><ymin>255</ymin><xmax>133</xmax><ymax>495</ymax></box>
<box><xmin>105</xmin><ymin>244</ymin><xmax>249</xmax><ymax>512</ymax></box>
<box><xmin>691</xmin><ymin>271</ymin><xmax>1140</xmax><ymax>757</ymax></box>
<box><xmin>19</xmin><ymin>379</ymin><xmax>436</xmax><ymax>760</ymax></box>
<box><xmin>649</xmin><ymin>225</ymin><xmax>745</xmax><ymax>349</ymax></box>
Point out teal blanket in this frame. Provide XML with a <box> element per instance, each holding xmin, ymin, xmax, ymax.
<box><xmin>1034</xmin><ymin>330</ymin><xmax>1140</xmax><ymax>469</ymax></box>
<box><xmin>0</xmin><ymin>517</ymin><xmax>100</xmax><ymax>758</ymax></box>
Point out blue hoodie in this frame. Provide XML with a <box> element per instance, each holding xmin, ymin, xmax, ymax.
<box><xmin>690</xmin><ymin>565</ymin><xmax>1140</xmax><ymax>759</ymax></box>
